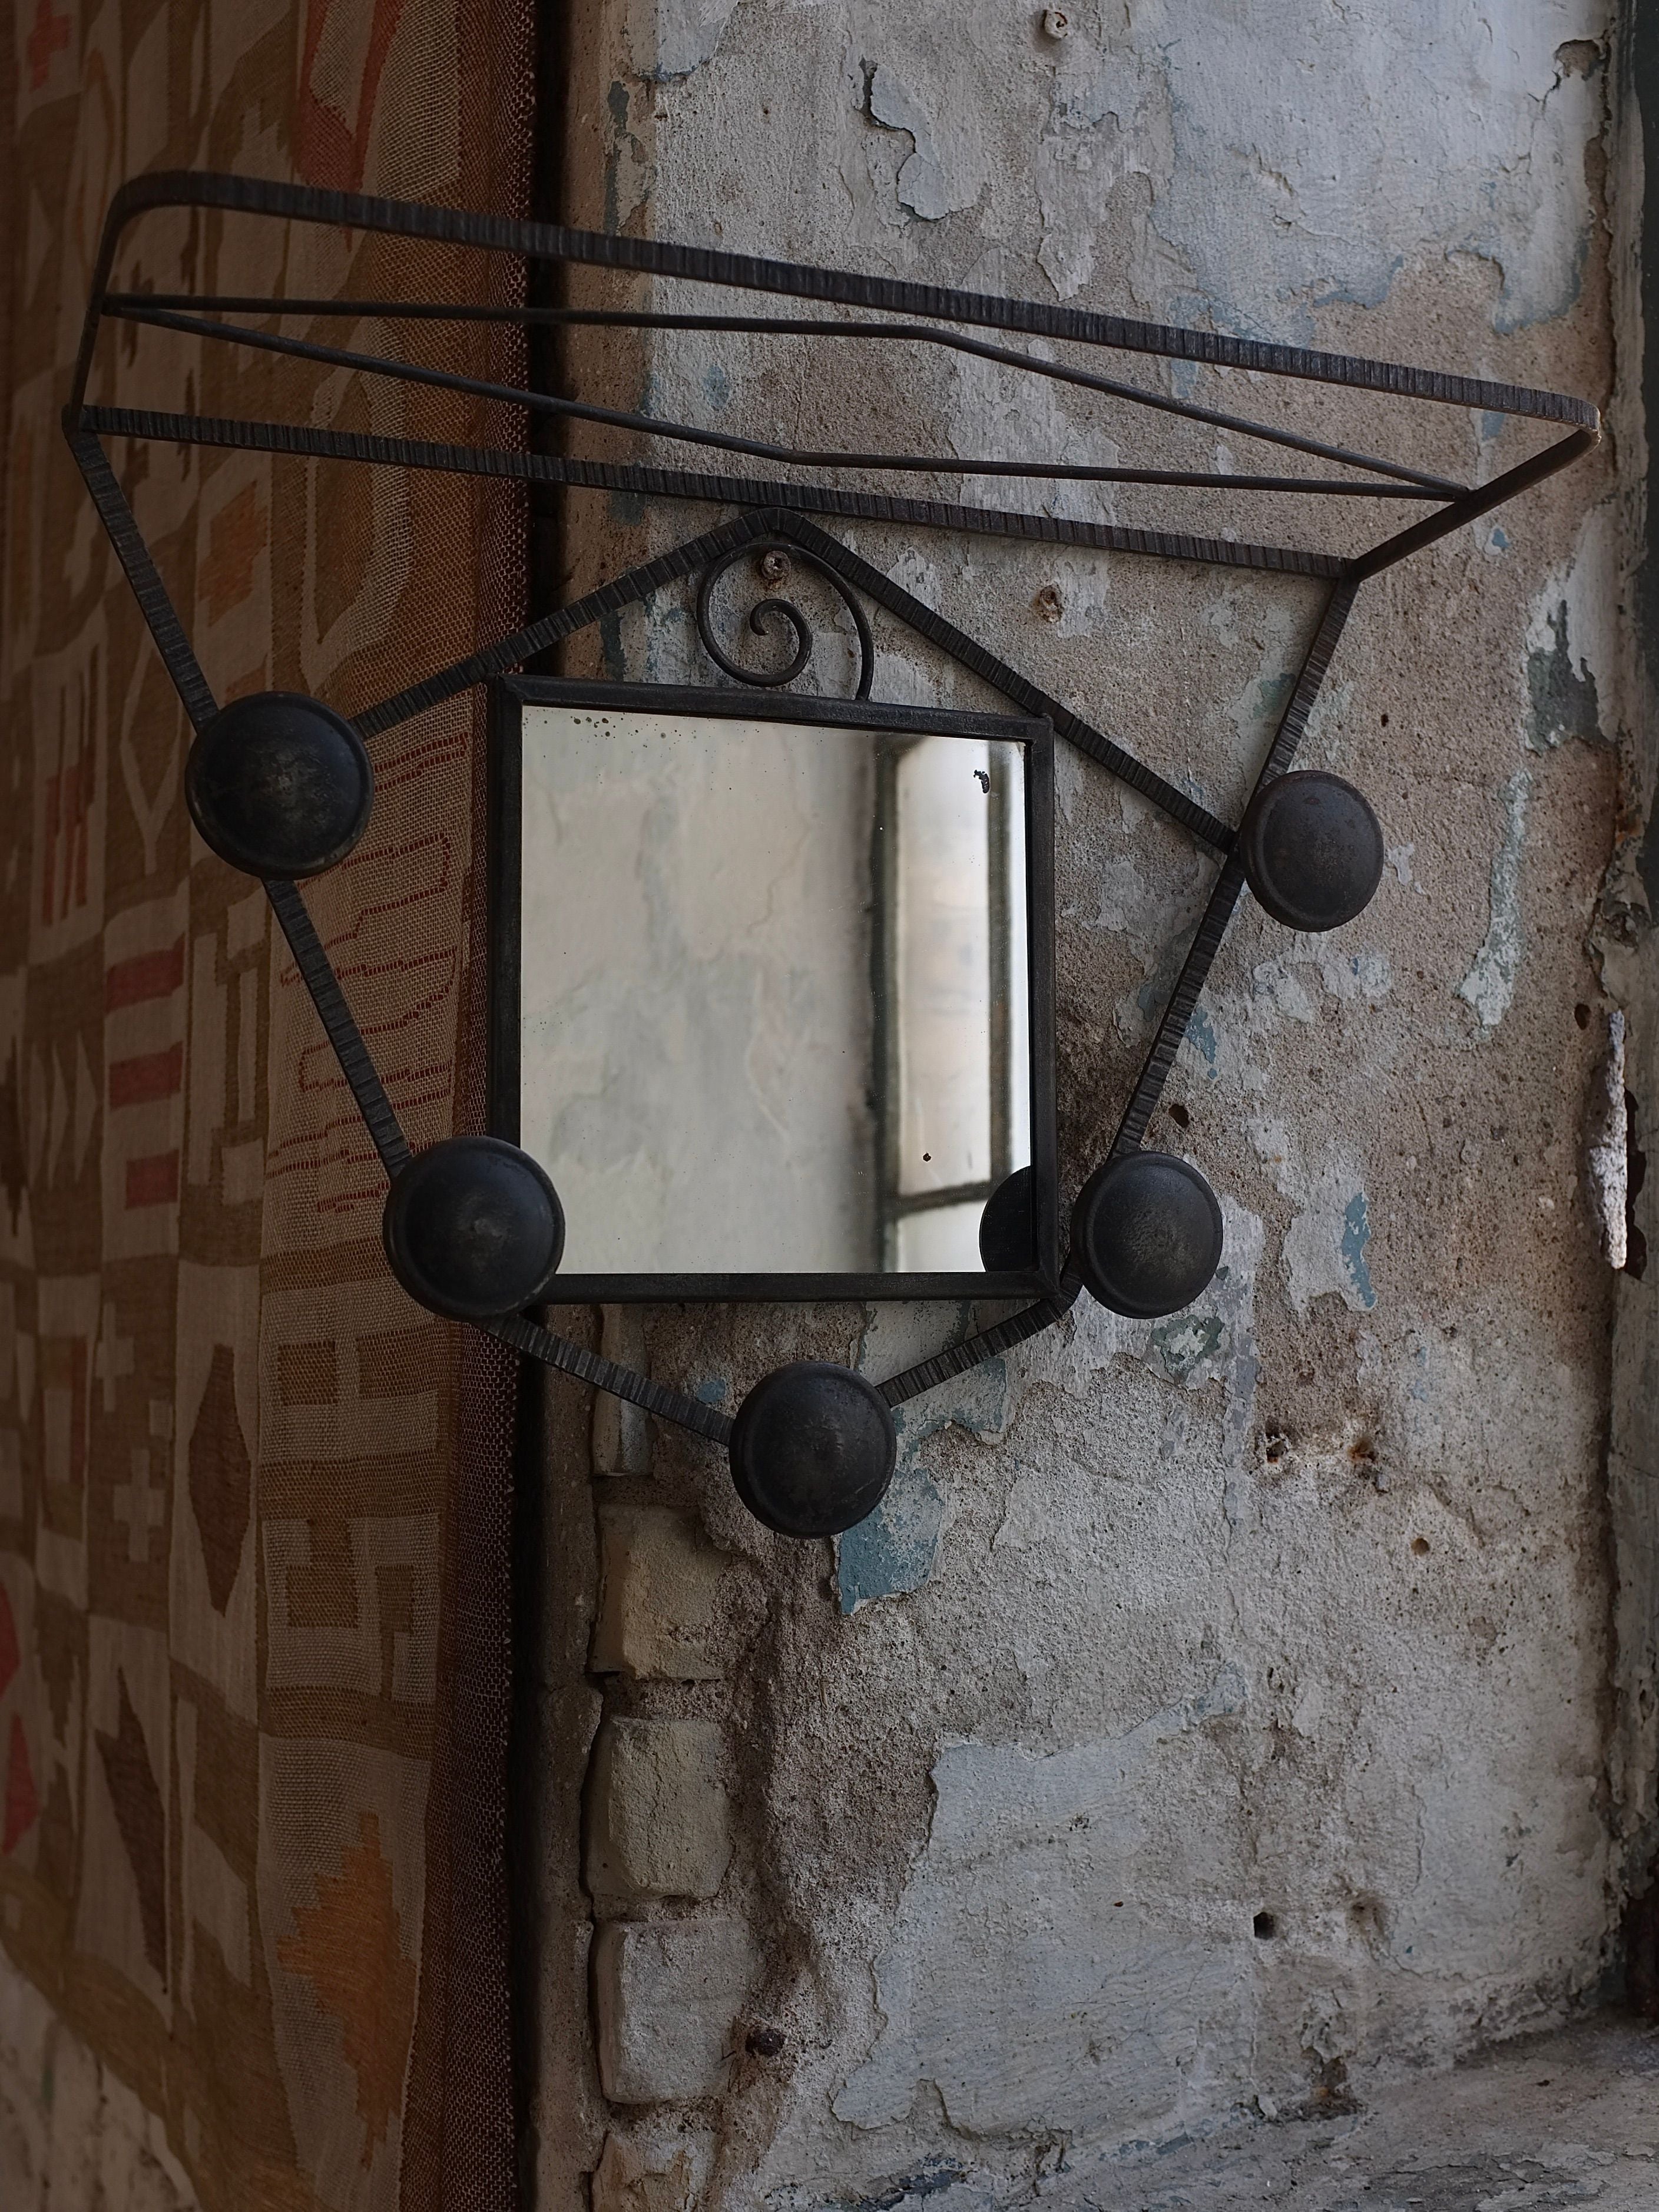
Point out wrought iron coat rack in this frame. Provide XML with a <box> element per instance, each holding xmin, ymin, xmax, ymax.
<box><xmin>64</xmin><ymin>171</ymin><xmax>1598</xmax><ymax>1538</ymax></box>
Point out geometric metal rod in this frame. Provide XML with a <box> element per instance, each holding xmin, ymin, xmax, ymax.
<box><xmin>1350</xmin><ymin>426</ymin><xmax>1599</xmax><ymax>580</ymax></box>
<box><xmin>79</xmin><ymin>404</ymin><xmax>1353</xmax><ymax>583</ymax></box>
<box><xmin>877</xmin><ymin>1265</ymin><xmax>1085</xmax><ymax>1408</ymax></box>
<box><xmin>103</xmin><ymin>303</ymin><xmax>1455</xmax><ymax>501</ymax></box>
<box><xmin>74</xmin><ymin>171</ymin><xmax>1600</xmax><ymax>436</ymax></box>
<box><xmin>1109</xmin><ymin>576</ymin><xmax>1362</xmax><ymax>1160</ymax></box>
<box><xmin>107</xmin><ymin>292</ymin><xmax>1468</xmax><ymax>493</ymax></box>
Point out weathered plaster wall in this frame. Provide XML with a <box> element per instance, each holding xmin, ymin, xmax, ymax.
<box><xmin>527</xmin><ymin>5</ymin><xmax>1641</xmax><ymax>2207</ymax></box>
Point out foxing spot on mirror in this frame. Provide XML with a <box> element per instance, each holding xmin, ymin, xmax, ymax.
<box><xmin>490</xmin><ymin>682</ymin><xmax>1058</xmax><ymax>1299</ymax></box>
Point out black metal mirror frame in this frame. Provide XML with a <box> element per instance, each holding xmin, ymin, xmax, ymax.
<box><xmin>489</xmin><ymin>675</ymin><xmax>1060</xmax><ymax>1305</ymax></box>
<box><xmin>62</xmin><ymin>168</ymin><xmax>1600</xmax><ymax>1535</ymax></box>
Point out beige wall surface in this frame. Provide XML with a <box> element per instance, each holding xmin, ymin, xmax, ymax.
<box><xmin>524</xmin><ymin>5</ymin><xmax>1655</xmax><ymax>2210</ymax></box>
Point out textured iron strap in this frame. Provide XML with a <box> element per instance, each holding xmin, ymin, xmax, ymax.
<box><xmin>105</xmin><ymin>293</ymin><xmax>1469</xmax><ymax>492</ymax></box>
<box><xmin>879</xmin><ymin>1271</ymin><xmax>1085</xmax><ymax>1408</ymax></box>
<box><xmin>359</xmin><ymin>509</ymin><xmax>774</xmax><ymax>734</ymax></box>
<box><xmin>264</xmin><ymin>879</ymin><xmax>413</xmax><ymax>1178</ymax></box>
<box><xmin>1350</xmin><ymin>427</ymin><xmax>1600</xmax><ymax>580</ymax></box>
<box><xmin>64</xmin><ymin>426</ymin><xmax>218</xmax><ymax>730</ymax></box>
<box><xmin>1110</xmin><ymin>579</ymin><xmax>1360</xmax><ymax>1157</ymax></box>
<box><xmin>65</xmin><ymin>428</ymin><xmax>420</xmax><ymax>1271</ymax></box>
<box><xmin>68</xmin><ymin>426</ymin><xmax>1241</xmax><ymax>848</ymax></box>
<box><xmin>81</xmin><ymin>171</ymin><xmax>1600</xmax><ymax>429</ymax></box>
<box><xmin>491</xmin><ymin>1311</ymin><xmax>733</xmax><ymax>1445</ymax></box>
<box><xmin>105</xmin><ymin>300</ymin><xmax>1449</xmax><ymax>501</ymax></box>
<box><xmin>79</xmin><ymin>405</ymin><xmax>1346</xmax><ymax>582</ymax></box>
<box><xmin>780</xmin><ymin>515</ymin><xmax>1236</xmax><ymax>852</ymax></box>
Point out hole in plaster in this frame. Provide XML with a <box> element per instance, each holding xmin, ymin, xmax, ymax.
<box><xmin>1348</xmin><ymin>1893</ymin><xmax>1388</xmax><ymax>1949</ymax></box>
<box><xmin>1625</xmin><ymin>1088</ymin><xmax>1647</xmax><ymax>1280</ymax></box>
<box><xmin>746</xmin><ymin>2026</ymin><xmax>786</xmax><ymax>2059</ymax></box>
<box><xmin>1167</xmin><ymin>1102</ymin><xmax>1191</xmax><ymax>1130</ymax></box>
<box><xmin>1410</xmin><ymin>1537</ymin><xmax>1430</xmax><ymax>1557</ymax></box>
<box><xmin>1555</xmin><ymin>39</ymin><xmax>1603</xmax><ymax>78</ymax></box>
<box><xmin>1348</xmin><ymin>1432</ymin><xmax>1376</xmax><ymax>1467</ymax></box>
<box><xmin>1263</xmin><ymin>1425</ymin><xmax>1290</xmax><ymax>1465</ymax></box>
<box><xmin>1380</xmin><ymin>713</ymin><xmax>1389</xmax><ymax>727</ymax></box>
<box><xmin>1575</xmin><ymin>1002</ymin><xmax>1591</xmax><ymax>1030</ymax></box>
<box><xmin>1253</xmin><ymin>1912</ymin><xmax>1278</xmax><ymax>1939</ymax></box>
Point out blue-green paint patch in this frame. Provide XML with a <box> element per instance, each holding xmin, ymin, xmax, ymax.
<box><xmin>1252</xmin><ymin>673</ymin><xmax>1295</xmax><ymax>726</ymax></box>
<box><xmin>704</xmin><ymin>361</ymin><xmax>731</xmax><ymax>408</ymax></box>
<box><xmin>836</xmin><ymin>1349</ymin><xmax>1009</xmax><ymax>1611</ymax></box>
<box><xmin>1489</xmin><ymin>527</ymin><xmax>1510</xmax><ymax>552</ymax></box>
<box><xmin>1151</xmin><ymin>1310</ymin><xmax>1225</xmax><ymax>1382</ymax></box>
<box><xmin>1312</xmin><ymin>255</ymin><xmax>1403</xmax><ymax>313</ymax></box>
<box><xmin>1340</xmin><ymin>1192</ymin><xmax>1376</xmax><ymax>1310</ymax></box>
<box><xmin>597</xmin><ymin>607</ymin><xmax>628</xmax><ymax>681</ymax></box>
<box><xmin>693</xmin><ymin>1375</ymin><xmax>727</xmax><ymax>1405</ymax></box>
<box><xmin>1185</xmin><ymin>1006</ymin><xmax>1218</xmax><ymax>1073</ymax></box>
<box><xmin>836</xmin><ymin>1457</ymin><xmax>946</xmax><ymax>1614</ymax></box>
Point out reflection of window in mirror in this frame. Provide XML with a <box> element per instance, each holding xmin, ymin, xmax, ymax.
<box><xmin>877</xmin><ymin>736</ymin><xmax>1031</xmax><ymax>1273</ymax></box>
<box><xmin>493</xmin><ymin>683</ymin><xmax>1055</xmax><ymax>1296</ymax></box>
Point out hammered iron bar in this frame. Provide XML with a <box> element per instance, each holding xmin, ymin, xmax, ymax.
<box><xmin>65</xmin><ymin>171</ymin><xmax>1598</xmax><ymax>1532</ymax></box>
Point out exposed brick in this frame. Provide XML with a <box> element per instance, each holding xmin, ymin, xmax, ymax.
<box><xmin>592</xmin><ymin>1919</ymin><xmax>757</xmax><ymax>2104</ymax></box>
<box><xmin>587</xmin><ymin>1718</ymin><xmax>731</xmax><ymax>1903</ymax></box>
<box><xmin>591</xmin><ymin>1506</ymin><xmax>727</xmax><ymax>1682</ymax></box>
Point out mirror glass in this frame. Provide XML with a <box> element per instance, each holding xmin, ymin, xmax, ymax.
<box><xmin>511</xmin><ymin>697</ymin><xmax>1044</xmax><ymax>1284</ymax></box>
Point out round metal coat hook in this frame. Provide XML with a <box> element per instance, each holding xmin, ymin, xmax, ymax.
<box><xmin>728</xmin><ymin>1362</ymin><xmax>898</xmax><ymax>1537</ymax></box>
<box><xmin>1240</xmin><ymin>769</ymin><xmax>1384</xmax><ymax>933</ymax></box>
<box><xmin>383</xmin><ymin>1136</ymin><xmax>567</xmax><ymax>1323</ymax></box>
<box><xmin>186</xmin><ymin>690</ymin><xmax>373</xmax><ymax>879</ymax></box>
<box><xmin>1073</xmin><ymin>1152</ymin><xmax>1225</xmax><ymax>1320</ymax></box>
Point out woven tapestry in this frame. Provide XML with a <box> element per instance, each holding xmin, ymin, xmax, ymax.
<box><xmin>1</xmin><ymin>2</ymin><xmax>531</xmax><ymax>2206</ymax></box>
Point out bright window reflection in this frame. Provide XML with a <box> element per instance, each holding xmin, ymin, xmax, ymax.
<box><xmin>879</xmin><ymin>735</ymin><xmax>1029</xmax><ymax>1270</ymax></box>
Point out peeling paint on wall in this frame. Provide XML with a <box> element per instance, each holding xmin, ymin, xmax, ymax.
<box><xmin>832</xmin><ymin>1665</ymin><xmax>1251</xmax><ymax>2140</ymax></box>
<box><xmin>1252</xmin><ymin>1120</ymin><xmax>1379</xmax><ymax>1316</ymax></box>
<box><xmin>544</xmin><ymin>1</ymin><xmax>1626</xmax><ymax>2198</ymax></box>
<box><xmin>864</xmin><ymin>60</ymin><xmax>984</xmax><ymax>221</ymax></box>
<box><xmin>641</xmin><ymin>0</ymin><xmax>741</xmax><ymax>81</ymax></box>
<box><xmin>1458</xmin><ymin>771</ymin><xmax>1533</xmax><ymax>1032</ymax></box>
<box><xmin>1028</xmin><ymin>4</ymin><xmax>1606</xmax><ymax>333</ymax></box>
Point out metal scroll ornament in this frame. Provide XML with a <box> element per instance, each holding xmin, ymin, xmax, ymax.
<box><xmin>66</xmin><ymin>170</ymin><xmax>1597</xmax><ymax>1541</ymax></box>
<box><xmin>695</xmin><ymin>541</ymin><xmax>876</xmax><ymax>698</ymax></box>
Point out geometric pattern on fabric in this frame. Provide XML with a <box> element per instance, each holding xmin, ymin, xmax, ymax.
<box><xmin>0</xmin><ymin>5</ymin><xmax>531</xmax><ymax>2208</ymax></box>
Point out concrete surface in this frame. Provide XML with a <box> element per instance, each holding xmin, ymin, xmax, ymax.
<box><xmin>521</xmin><ymin>5</ymin><xmax>1657</xmax><ymax>2207</ymax></box>
<box><xmin>1042</xmin><ymin>2013</ymin><xmax>1659</xmax><ymax>2212</ymax></box>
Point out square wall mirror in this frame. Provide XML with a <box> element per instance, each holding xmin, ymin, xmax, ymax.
<box><xmin>490</xmin><ymin>679</ymin><xmax>1057</xmax><ymax>1300</ymax></box>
